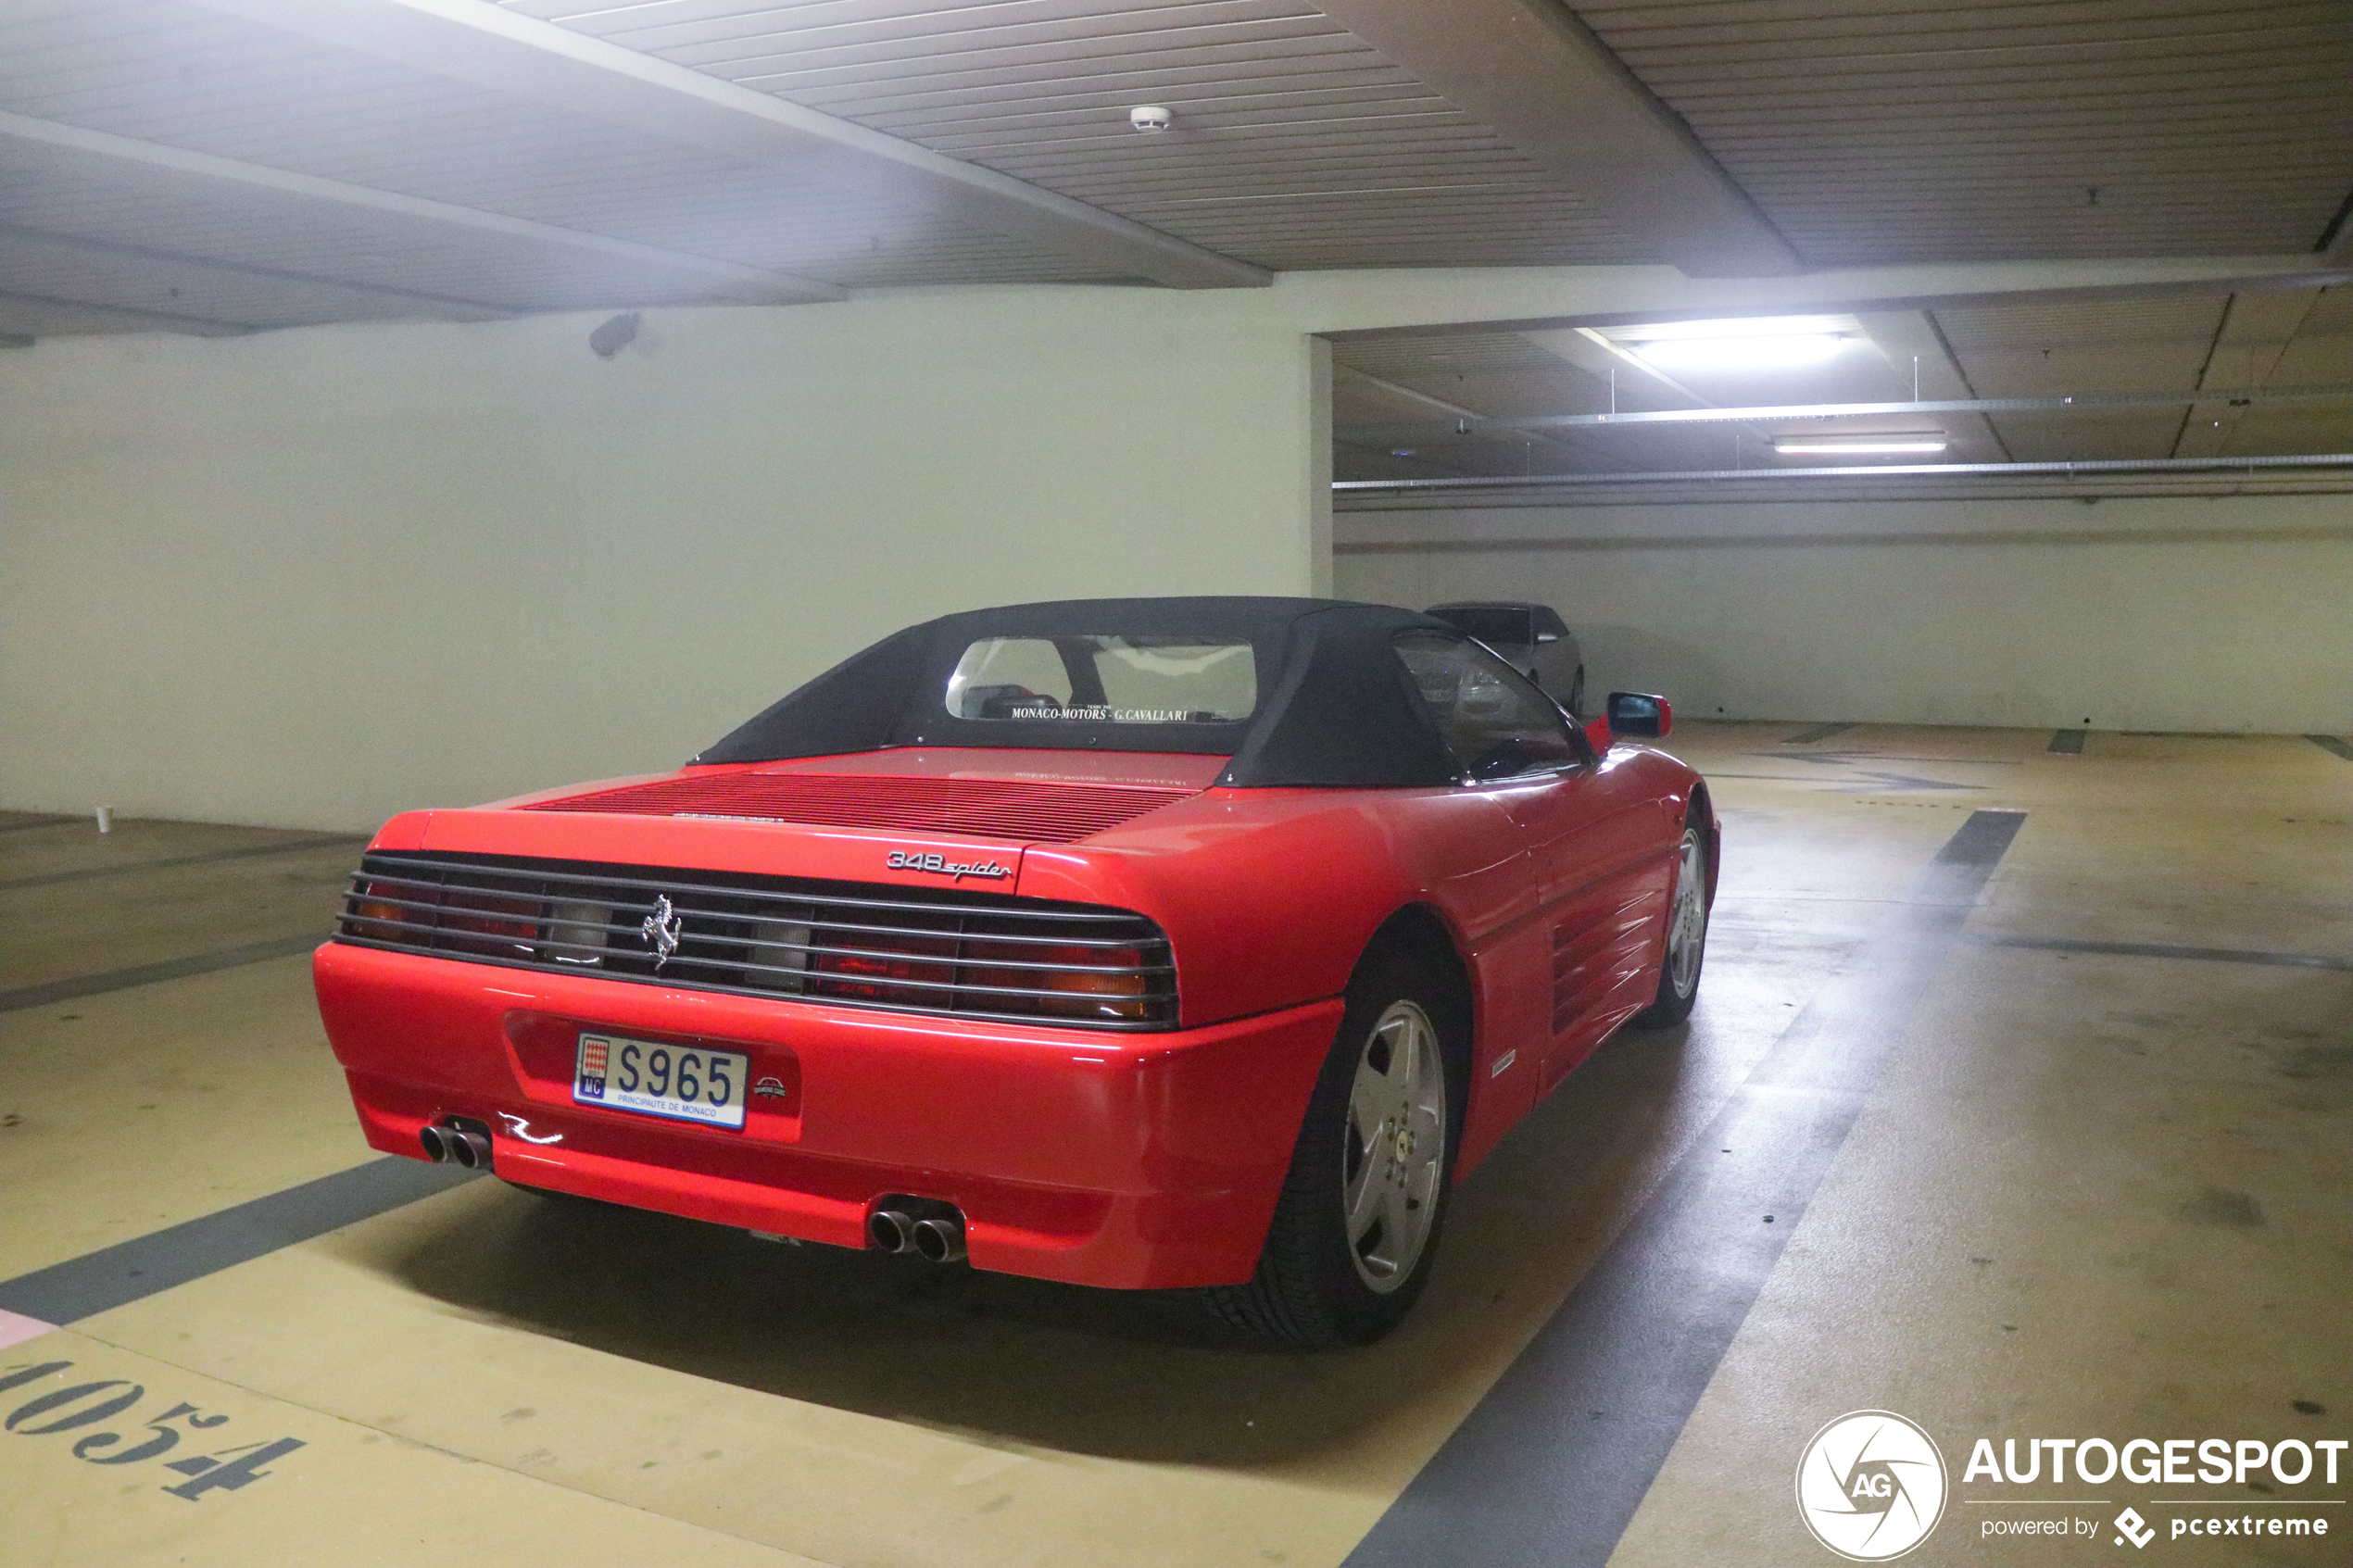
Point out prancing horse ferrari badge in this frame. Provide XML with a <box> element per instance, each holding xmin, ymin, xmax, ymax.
<box><xmin>639</xmin><ymin>894</ymin><xmax>684</xmax><ymax>967</ymax></box>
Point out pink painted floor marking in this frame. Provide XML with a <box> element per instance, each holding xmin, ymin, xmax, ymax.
<box><xmin>0</xmin><ymin>1309</ymin><xmax>58</xmax><ymax>1349</ymax></box>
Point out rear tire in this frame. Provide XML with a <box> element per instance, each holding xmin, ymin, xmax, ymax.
<box><xmin>1205</xmin><ymin>947</ymin><xmax>1464</xmax><ymax>1347</ymax></box>
<box><xmin>1567</xmin><ymin>667</ymin><xmax>1587</xmax><ymax>719</ymax></box>
<box><xmin>1630</xmin><ymin>823</ymin><xmax>1709</xmax><ymax>1030</ymax></box>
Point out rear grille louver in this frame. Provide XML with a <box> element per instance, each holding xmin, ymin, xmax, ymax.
<box><xmin>522</xmin><ymin>771</ymin><xmax>1193</xmax><ymax>844</ymax></box>
<box><xmin>335</xmin><ymin>852</ymin><xmax>1176</xmax><ymax>1030</ymax></box>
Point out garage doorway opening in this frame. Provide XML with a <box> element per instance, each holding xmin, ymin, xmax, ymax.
<box><xmin>1322</xmin><ymin>280</ymin><xmax>2353</xmax><ymax>735</ymax></box>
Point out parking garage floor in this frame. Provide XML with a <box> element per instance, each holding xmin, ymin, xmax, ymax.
<box><xmin>3</xmin><ymin>725</ymin><xmax>2347</xmax><ymax>1568</ymax></box>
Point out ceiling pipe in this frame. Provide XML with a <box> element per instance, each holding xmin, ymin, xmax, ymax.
<box><xmin>1337</xmin><ymin>453</ymin><xmax>2353</xmax><ymax>494</ymax></box>
<box><xmin>1338</xmin><ymin>384</ymin><xmax>2353</xmax><ymax>439</ymax></box>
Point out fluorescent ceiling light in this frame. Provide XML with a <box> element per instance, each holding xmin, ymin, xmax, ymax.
<box><xmin>1612</xmin><ymin>315</ymin><xmax>1853</xmax><ymax>343</ymax></box>
<box><xmin>1603</xmin><ymin>314</ymin><xmax>1861</xmax><ymax>373</ymax></box>
<box><xmin>1632</xmin><ymin>333</ymin><xmax>1847</xmax><ymax>371</ymax></box>
<box><xmin>1774</xmin><ymin>435</ymin><xmax>1950</xmax><ymax>456</ymax></box>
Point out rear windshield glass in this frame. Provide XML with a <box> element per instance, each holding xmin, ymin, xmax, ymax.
<box><xmin>1428</xmin><ymin>606</ymin><xmax>1534</xmax><ymax>647</ymax></box>
<box><xmin>946</xmin><ymin>636</ymin><xmax>1258</xmax><ymax>724</ymax></box>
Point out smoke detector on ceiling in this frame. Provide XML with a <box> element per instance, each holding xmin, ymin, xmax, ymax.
<box><xmin>1128</xmin><ymin>106</ymin><xmax>1173</xmax><ymax>132</ymax></box>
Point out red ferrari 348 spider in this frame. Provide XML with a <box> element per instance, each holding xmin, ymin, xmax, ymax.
<box><xmin>314</xmin><ymin>597</ymin><xmax>1716</xmax><ymax>1345</ymax></box>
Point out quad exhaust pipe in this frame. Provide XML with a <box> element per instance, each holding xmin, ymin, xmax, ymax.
<box><xmin>420</xmin><ymin>1120</ymin><xmax>492</xmax><ymax>1170</ymax></box>
<box><xmin>912</xmin><ymin>1216</ymin><xmax>966</xmax><ymax>1264</ymax></box>
<box><xmin>868</xmin><ymin>1201</ymin><xmax>966</xmax><ymax>1263</ymax></box>
<box><xmin>869</xmin><ymin>1208</ymin><xmax>915</xmax><ymax>1254</ymax></box>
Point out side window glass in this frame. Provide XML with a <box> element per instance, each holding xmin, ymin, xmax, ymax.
<box><xmin>1393</xmin><ymin>632</ymin><xmax>1584</xmax><ymax>781</ymax></box>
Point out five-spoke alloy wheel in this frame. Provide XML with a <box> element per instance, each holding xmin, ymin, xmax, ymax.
<box><xmin>1632</xmin><ymin>821</ymin><xmax>1710</xmax><ymax>1028</ymax></box>
<box><xmin>1342</xmin><ymin>998</ymin><xmax>1448</xmax><ymax>1293</ymax></box>
<box><xmin>1207</xmin><ymin>948</ymin><xmax>1464</xmax><ymax>1347</ymax></box>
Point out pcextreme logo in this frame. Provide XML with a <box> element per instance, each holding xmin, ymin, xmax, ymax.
<box><xmin>1796</xmin><ymin>1411</ymin><xmax>1950</xmax><ymax>1562</ymax></box>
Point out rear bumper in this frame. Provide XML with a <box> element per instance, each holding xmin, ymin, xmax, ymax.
<box><xmin>312</xmin><ymin>941</ymin><xmax>1340</xmax><ymax>1288</ymax></box>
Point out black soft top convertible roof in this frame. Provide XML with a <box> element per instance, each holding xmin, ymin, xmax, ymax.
<box><xmin>696</xmin><ymin>596</ymin><xmax>1467</xmax><ymax>788</ymax></box>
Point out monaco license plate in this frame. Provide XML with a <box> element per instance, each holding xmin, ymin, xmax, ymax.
<box><xmin>573</xmin><ymin>1033</ymin><xmax>749</xmax><ymax>1129</ymax></box>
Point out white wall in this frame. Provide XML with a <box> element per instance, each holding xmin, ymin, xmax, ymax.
<box><xmin>1334</xmin><ymin>495</ymin><xmax>2353</xmax><ymax>733</ymax></box>
<box><xmin>1</xmin><ymin>290</ymin><xmax>1326</xmax><ymax>829</ymax></box>
<box><xmin>2</xmin><ymin>256</ymin><xmax>2323</xmax><ymax>829</ymax></box>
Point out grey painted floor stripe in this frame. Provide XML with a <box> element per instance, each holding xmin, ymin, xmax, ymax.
<box><xmin>1701</xmin><ymin>772</ymin><xmax>1846</xmax><ymax>783</ymax></box>
<box><xmin>2309</xmin><ymin>734</ymin><xmax>2353</xmax><ymax>762</ymax></box>
<box><xmin>2048</xmin><ymin>728</ymin><xmax>2088</xmax><ymax>754</ymax></box>
<box><xmin>1342</xmin><ymin>808</ymin><xmax>2027</xmax><ymax>1568</ymax></box>
<box><xmin>0</xmin><ymin>815</ymin><xmax>82</xmax><ymax>834</ymax></box>
<box><xmin>0</xmin><ymin>933</ymin><xmax>325</xmax><ymax>1014</ymax></box>
<box><xmin>1970</xmin><ymin>933</ymin><xmax>2353</xmax><ymax>972</ymax></box>
<box><xmin>0</xmin><ymin>833</ymin><xmax>363</xmax><ymax>892</ymax></box>
<box><xmin>0</xmin><ymin>1159</ymin><xmax>480</xmax><ymax>1324</ymax></box>
<box><xmin>1782</xmin><ymin>721</ymin><xmax>1856</xmax><ymax>745</ymax></box>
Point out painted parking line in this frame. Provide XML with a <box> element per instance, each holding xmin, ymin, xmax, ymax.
<box><xmin>0</xmin><ymin>1158</ymin><xmax>479</xmax><ymax>1324</ymax></box>
<box><xmin>2047</xmin><ymin>729</ymin><xmax>2088</xmax><ymax>754</ymax></box>
<box><xmin>2309</xmin><ymin>735</ymin><xmax>2353</xmax><ymax>762</ymax></box>
<box><xmin>1780</xmin><ymin>722</ymin><xmax>1856</xmax><ymax>745</ymax></box>
<box><xmin>0</xmin><ymin>833</ymin><xmax>363</xmax><ymax>891</ymax></box>
<box><xmin>1723</xmin><ymin>753</ymin><xmax>1990</xmax><ymax>794</ymax></box>
<box><xmin>1969</xmin><ymin>933</ymin><xmax>2353</xmax><ymax>972</ymax></box>
<box><xmin>0</xmin><ymin>933</ymin><xmax>331</xmax><ymax>1013</ymax></box>
<box><xmin>1343</xmin><ymin>808</ymin><xmax>2028</xmax><ymax>1568</ymax></box>
<box><xmin>1694</xmin><ymin>772</ymin><xmax>1844</xmax><ymax>783</ymax></box>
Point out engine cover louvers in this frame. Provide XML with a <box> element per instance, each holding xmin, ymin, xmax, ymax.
<box><xmin>522</xmin><ymin>771</ymin><xmax>1192</xmax><ymax>845</ymax></box>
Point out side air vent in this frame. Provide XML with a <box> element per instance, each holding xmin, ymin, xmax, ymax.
<box><xmin>334</xmin><ymin>852</ymin><xmax>1176</xmax><ymax>1030</ymax></box>
<box><xmin>522</xmin><ymin>771</ymin><xmax>1192</xmax><ymax>845</ymax></box>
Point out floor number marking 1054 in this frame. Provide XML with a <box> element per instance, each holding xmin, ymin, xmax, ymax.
<box><xmin>0</xmin><ymin>1360</ymin><xmax>305</xmax><ymax>1500</ymax></box>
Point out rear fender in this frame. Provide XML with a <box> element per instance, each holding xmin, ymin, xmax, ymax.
<box><xmin>1017</xmin><ymin>789</ymin><xmax>1527</xmax><ymax>1028</ymax></box>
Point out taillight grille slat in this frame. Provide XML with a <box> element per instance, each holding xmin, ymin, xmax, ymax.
<box><xmin>334</xmin><ymin>851</ymin><xmax>1177</xmax><ymax>1029</ymax></box>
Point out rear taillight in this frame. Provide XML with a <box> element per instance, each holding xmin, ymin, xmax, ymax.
<box><xmin>438</xmin><ymin>894</ymin><xmax>539</xmax><ymax>959</ymax></box>
<box><xmin>340</xmin><ymin>878</ymin><xmax>536</xmax><ymax>959</ymax></box>
<box><xmin>1043</xmin><ymin>945</ymin><xmax>1151</xmax><ymax>1022</ymax></box>
<box><xmin>965</xmin><ymin>941</ymin><xmax>1151</xmax><ymax>1022</ymax></box>
<box><xmin>346</xmin><ymin>879</ymin><xmax>434</xmax><ymax>935</ymax></box>
<box><xmin>809</xmin><ymin>926</ymin><xmax>956</xmax><ymax>1006</ymax></box>
<box><xmin>339</xmin><ymin>853</ymin><xmax>1176</xmax><ymax>1027</ymax></box>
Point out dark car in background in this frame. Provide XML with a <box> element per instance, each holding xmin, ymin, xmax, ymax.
<box><xmin>1426</xmin><ymin>602</ymin><xmax>1586</xmax><ymax>717</ymax></box>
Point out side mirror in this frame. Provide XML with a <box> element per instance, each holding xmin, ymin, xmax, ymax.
<box><xmin>1605</xmin><ymin>691</ymin><xmax>1672</xmax><ymax>739</ymax></box>
<box><xmin>1534</xmin><ymin>631</ymin><xmax>1560</xmax><ymax>645</ymax></box>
